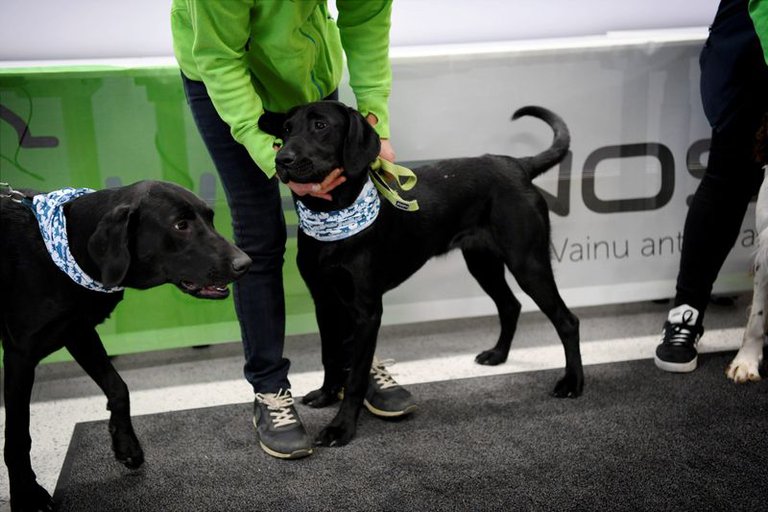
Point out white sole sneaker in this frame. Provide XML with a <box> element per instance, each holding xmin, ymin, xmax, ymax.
<box><xmin>654</xmin><ymin>355</ymin><xmax>698</xmax><ymax>373</ymax></box>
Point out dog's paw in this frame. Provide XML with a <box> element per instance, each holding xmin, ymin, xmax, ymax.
<box><xmin>475</xmin><ymin>349</ymin><xmax>508</xmax><ymax>366</ymax></box>
<box><xmin>725</xmin><ymin>358</ymin><xmax>762</xmax><ymax>384</ymax></box>
<box><xmin>302</xmin><ymin>387</ymin><xmax>341</xmax><ymax>408</ymax></box>
<box><xmin>109</xmin><ymin>422</ymin><xmax>145</xmax><ymax>469</ymax></box>
<box><xmin>11</xmin><ymin>482</ymin><xmax>55</xmax><ymax>512</ymax></box>
<box><xmin>114</xmin><ymin>442</ymin><xmax>145</xmax><ymax>470</ymax></box>
<box><xmin>314</xmin><ymin>424</ymin><xmax>356</xmax><ymax>447</ymax></box>
<box><xmin>551</xmin><ymin>373</ymin><xmax>583</xmax><ymax>399</ymax></box>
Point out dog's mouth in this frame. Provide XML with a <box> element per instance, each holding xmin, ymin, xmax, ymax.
<box><xmin>178</xmin><ymin>280</ymin><xmax>230</xmax><ymax>300</ymax></box>
<box><xmin>276</xmin><ymin>159</ymin><xmax>326</xmax><ymax>184</ymax></box>
<box><xmin>275</xmin><ymin>166</ymin><xmax>291</xmax><ymax>183</ymax></box>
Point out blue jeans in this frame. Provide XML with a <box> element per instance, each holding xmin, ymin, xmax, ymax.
<box><xmin>182</xmin><ymin>75</ymin><xmax>335</xmax><ymax>393</ymax></box>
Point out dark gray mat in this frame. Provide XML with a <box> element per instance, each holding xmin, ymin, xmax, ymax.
<box><xmin>54</xmin><ymin>352</ymin><xmax>768</xmax><ymax>511</ymax></box>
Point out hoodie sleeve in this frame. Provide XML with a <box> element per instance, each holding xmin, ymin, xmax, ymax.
<box><xmin>336</xmin><ymin>0</ymin><xmax>393</xmax><ymax>139</ymax></box>
<box><xmin>186</xmin><ymin>0</ymin><xmax>277</xmax><ymax>177</ymax></box>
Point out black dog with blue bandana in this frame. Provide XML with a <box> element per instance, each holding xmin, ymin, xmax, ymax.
<box><xmin>0</xmin><ymin>180</ymin><xmax>251</xmax><ymax>511</ymax></box>
<box><xmin>274</xmin><ymin>101</ymin><xmax>583</xmax><ymax>448</ymax></box>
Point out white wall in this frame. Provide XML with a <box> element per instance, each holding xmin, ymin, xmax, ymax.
<box><xmin>0</xmin><ymin>0</ymin><xmax>719</xmax><ymax>61</ymax></box>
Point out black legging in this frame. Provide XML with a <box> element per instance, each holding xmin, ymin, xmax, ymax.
<box><xmin>674</xmin><ymin>0</ymin><xmax>768</xmax><ymax>320</ymax></box>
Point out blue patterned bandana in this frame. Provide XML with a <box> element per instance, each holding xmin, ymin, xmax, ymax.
<box><xmin>295</xmin><ymin>177</ymin><xmax>381</xmax><ymax>242</ymax></box>
<box><xmin>31</xmin><ymin>188</ymin><xmax>124</xmax><ymax>293</ymax></box>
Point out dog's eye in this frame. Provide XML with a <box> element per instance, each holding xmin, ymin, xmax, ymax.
<box><xmin>314</xmin><ymin>121</ymin><xmax>327</xmax><ymax>130</ymax></box>
<box><xmin>174</xmin><ymin>220</ymin><xmax>189</xmax><ymax>231</ymax></box>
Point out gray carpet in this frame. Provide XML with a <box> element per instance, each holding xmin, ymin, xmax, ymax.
<box><xmin>54</xmin><ymin>352</ymin><xmax>768</xmax><ymax>512</ymax></box>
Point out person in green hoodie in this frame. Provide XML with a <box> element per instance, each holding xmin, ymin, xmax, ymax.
<box><xmin>171</xmin><ymin>0</ymin><xmax>414</xmax><ymax>460</ymax></box>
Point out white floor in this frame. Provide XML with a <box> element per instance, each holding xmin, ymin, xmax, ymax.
<box><xmin>0</xmin><ymin>296</ymin><xmax>752</xmax><ymax>510</ymax></box>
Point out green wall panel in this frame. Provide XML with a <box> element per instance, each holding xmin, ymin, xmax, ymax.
<box><xmin>0</xmin><ymin>65</ymin><xmax>316</xmax><ymax>363</ymax></box>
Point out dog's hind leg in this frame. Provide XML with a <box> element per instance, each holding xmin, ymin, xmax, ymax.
<box><xmin>65</xmin><ymin>329</ymin><xmax>144</xmax><ymax>469</ymax></box>
<box><xmin>509</xmin><ymin>255</ymin><xmax>583</xmax><ymax>398</ymax></box>
<box><xmin>3</xmin><ymin>348</ymin><xmax>56</xmax><ymax>511</ymax></box>
<box><xmin>463</xmin><ymin>249</ymin><xmax>522</xmax><ymax>366</ymax></box>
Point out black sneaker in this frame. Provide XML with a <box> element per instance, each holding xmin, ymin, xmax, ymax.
<box><xmin>253</xmin><ymin>389</ymin><xmax>313</xmax><ymax>459</ymax></box>
<box><xmin>364</xmin><ymin>358</ymin><xmax>417</xmax><ymax>418</ymax></box>
<box><xmin>654</xmin><ymin>305</ymin><xmax>703</xmax><ymax>373</ymax></box>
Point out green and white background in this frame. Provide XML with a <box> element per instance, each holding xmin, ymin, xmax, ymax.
<box><xmin>2</xmin><ymin>0</ymin><xmax>741</xmax><ymax>363</ymax></box>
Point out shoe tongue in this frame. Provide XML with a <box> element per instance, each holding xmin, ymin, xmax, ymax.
<box><xmin>668</xmin><ymin>305</ymin><xmax>699</xmax><ymax>325</ymax></box>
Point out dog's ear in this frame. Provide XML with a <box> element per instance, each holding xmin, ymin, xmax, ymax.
<box><xmin>342</xmin><ymin>107</ymin><xmax>381</xmax><ymax>174</ymax></box>
<box><xmin>258</xmin><ymin>110</ymin><xmax>289</xmax><ymax>139</ymax></box>
<box><xmin>88</xmin><ymin>204</ymin><xmax>134</xmax><ymax>288</ymax></box>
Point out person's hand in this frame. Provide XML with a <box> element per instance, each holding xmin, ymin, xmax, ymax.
<box><xmin>366</xmin><ymin>114</ymin><xmax>397</xmax><ymax>182</ymax></box>
<box><xmin>366</xmin><ymin>113</ymin><xmax>397</xmax><ymax>162</ymax></box>
<box><xmin>379</xmin><ymin>138</ymin><xmax>396</xmax><ymax>163</ymax></box>
<box><xmin>287</xmin><ymin>168</ymin><xmax>346</xmax><ymax>201</ymax></box>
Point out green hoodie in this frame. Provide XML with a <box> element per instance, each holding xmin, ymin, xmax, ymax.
<box><xmin>751</xmin><ymin>0</ymin><xmax>768</xmax><ymax>64</ymax></box>
<box><xmin>171</xmin><ymin>0</ymin><xmax>392</xmax><ymax>178</ymax></box>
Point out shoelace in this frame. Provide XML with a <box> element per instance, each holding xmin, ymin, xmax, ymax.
<box><xmin>255</xmin><ymin>389</ymin><xmax>297</xmax><ymax>428</ymax></box>
<box><xmin>370</xmin><ymin>358</ymin><xmax>399</xmax><ymax>390</ymax></box>
<box><xmin>666</xmin><ymin>310</ymin><xmax>697</xmax><ymax>346</ymax></box>
<box><xmin>666</xmin><ymin>324</ymin><xmax>696</xmax><ymax>345</ymax></box>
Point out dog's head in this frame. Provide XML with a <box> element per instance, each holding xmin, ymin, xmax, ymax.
<box><xmin>272</xmin><ymin>101</ymin><xmax>381</xmax><ymax>187</ymax></box>
<box><xmin>85</xmin><ymin>181</ymin><xmax>251</xmax><ymax>299</ymax></box>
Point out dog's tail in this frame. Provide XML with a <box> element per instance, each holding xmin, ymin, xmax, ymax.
<box><xmin>512</xmin><ymin>106</ymin><xmax>570</xmax><ymax>180</ymax></box>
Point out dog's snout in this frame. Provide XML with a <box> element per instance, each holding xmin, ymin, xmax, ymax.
<box><xmin>276</xmin><ymin>149</ymin><xmax>297</xmax><ymax>168</ymax></box>
<box><xmin>231</xmin><ymin>253</ymin><xmax>252</xmax><ymax>276</ymax></box>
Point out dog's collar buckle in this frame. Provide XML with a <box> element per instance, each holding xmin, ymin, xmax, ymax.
<box><xmin>0</xmin><ymin>182</ymin><xmax>34</xmax><ymax>206</ymax></box>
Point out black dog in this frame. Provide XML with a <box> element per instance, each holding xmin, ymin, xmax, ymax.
<box><xmin>273</xmin><ymin>101</ymin><xmax>583</xmax><ymax>447</ymax></box>
<box><xmin>0</xmin><ymin>180</ymin><xmax>251</xmax><ymax>511</ymax></box>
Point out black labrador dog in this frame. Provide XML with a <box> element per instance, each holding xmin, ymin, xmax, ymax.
<box><xmin>273</xmin><ymin>101</ymin><xmax>583</xmax><ymax>448</ymax></box>
<box><xmin>0</xmin><ymin>180</ymin><xmax>251</xmax><ymax>511</ymax></box>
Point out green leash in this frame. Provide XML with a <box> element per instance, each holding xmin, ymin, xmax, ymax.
<box><xmin>369</xmin><ymin>158</ymin><xmax>419</xmax><ymax>212</ymax></box>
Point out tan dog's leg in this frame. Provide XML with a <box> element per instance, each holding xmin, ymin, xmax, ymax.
<box><xmin>726</xmin><ymin>254</ymin><xmax>766</xmax><ymax>382</ymax></box>
<box><xmin>727</xmin><ymin>168</ymin><xmax>768</xmax><ymax>382</ymax></box>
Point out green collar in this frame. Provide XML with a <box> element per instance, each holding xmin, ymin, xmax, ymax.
<box><xmin>369</xmin><ymin>158</ymin><xmax>419</xmax><ymax>212</ymax></box>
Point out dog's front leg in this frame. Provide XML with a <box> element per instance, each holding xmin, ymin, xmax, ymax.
<box><xmin>315</xmin><ymin>300</ymin><xmax>382</xmax><ymax>447</ymax></box>
<box><xmin>727</xmin><ymin>249</ymin><xmax>767</xmax><ymax>382</ymax></box>
<box><xmin>65</xmin><ymin>329</ymin><xmax>144</xmax><ymax>469</ymax></box>
<box><xmin>3</xmin><ymin>348</ymin><xmax>55</xmax><ymax>512</ymax></box>
<box><xmin>729</xmin><ymin>173</ymin><xmax>768</xmax><ymax>382</ymax></box>
<box><xmin>302</xmin><ymin>289</ymin><xmax>353</xmax><ymax>408</ymax></box>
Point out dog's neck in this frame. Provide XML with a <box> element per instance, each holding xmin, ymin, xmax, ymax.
<box><xmin>294</xmin><ymin>175</ymin><xmax>380</xmax><ymax>241</ymax></box>
<box><xmin>292</xmin><ymin>170</ymin><xmax>370</xmax><ymax>213</ymax></box>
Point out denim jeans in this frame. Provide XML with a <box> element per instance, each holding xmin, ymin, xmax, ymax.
<box><xmin>181</xmin><ymin>74</ymin><xmax>308</xmax><ymax>393</ymax></box>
